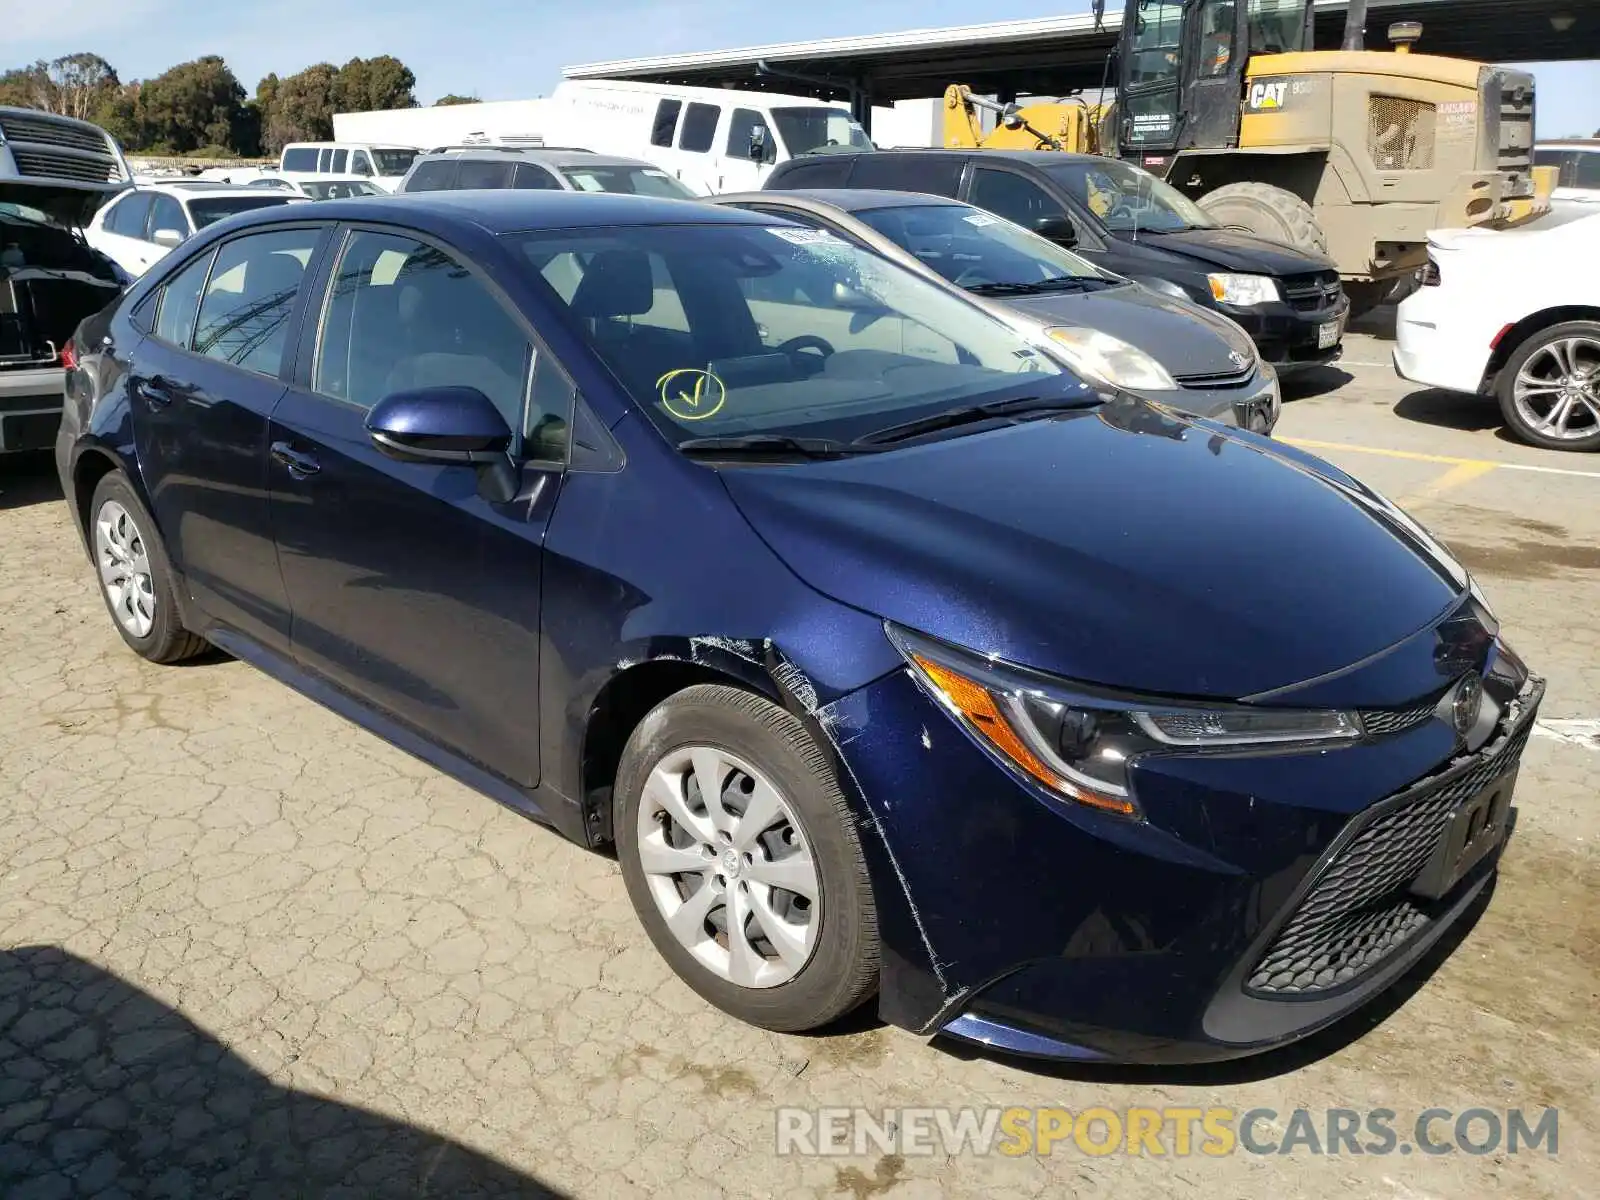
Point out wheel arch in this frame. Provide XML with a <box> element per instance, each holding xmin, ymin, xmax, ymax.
<box><xmin>1170</xmin><ymin>148</ymin><xmax>1331</xmax><ymax>206</ymax></box>
<box><xmin>71</xmin><ymin>446</ymin><xmax>125</xmax><ymax>545</ymax></box>
<box><xmin>1485</xmin><ymin>306</ymin><xmax>1600</xmax><ymax>387</ymax></box>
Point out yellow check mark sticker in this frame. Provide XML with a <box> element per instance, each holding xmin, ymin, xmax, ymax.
<box><xmin>657</xmin><ymin>368</ymin><xmax>728</xmax><ymax>422</ymax></box>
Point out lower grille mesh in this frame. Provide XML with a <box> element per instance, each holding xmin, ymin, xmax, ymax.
<box><xmin>1247</xmin><ymin>723</ymin><xmax>1532</xmax><ymax>997</ymax></box>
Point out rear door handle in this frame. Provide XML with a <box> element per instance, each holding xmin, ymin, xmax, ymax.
<box><xmin>135</xmin><ymin>375</ymin><xmax>173</xmax><ymax>407</ymax></box>
<box><xmin>270</xmin><ymin>441</ymin><xmax>321</xmax><ymax>479</ymax></box>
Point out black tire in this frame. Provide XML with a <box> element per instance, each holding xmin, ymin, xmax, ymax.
<box><xmin>87</xmin><ymin>472</ymin><xmax>208</xmax><ymax>663</ymax></box>
<box><xmin>1197</xmin><ymin>182</ymin><xmax>1328</xmax><ymax>258</ymax></box>
<box><xmin>1495</xmin><ymin>321</ymin><xmax>1600</xmax><ymax>452</ymax></box>
<box><xmin>614</xmin><ymin>684</ymin><xmax>878</xmax><ymax>1032</ymax></box>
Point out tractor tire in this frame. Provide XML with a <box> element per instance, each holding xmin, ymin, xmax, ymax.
<box><xmin>1198</xmin><ymin>182</ymin><xmax>1329</xmax><ymax>258</ymax></box>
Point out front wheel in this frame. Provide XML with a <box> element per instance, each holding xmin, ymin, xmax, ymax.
<box><xmin>614</xmin><ymin>684</ymin><xmax>878</xmax><ymax>1032</ymax></box>
<box><xmin>1196</xmin><ymin>182</ymin><xmax>1327</xmax><ymax>257</ymax></box>
<box><xmin>1496</xmin><ymin>322</ymin><xmax>1600</xmax><ymax>451</ymax></box>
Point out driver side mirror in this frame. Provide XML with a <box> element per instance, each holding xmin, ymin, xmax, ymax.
<box><xmin>749</xmin><ymin>126</ymin><xmax>772</xmax><ymax>163</ymax></box>
<box><xmin>1032</xmin><ymin>214</ymin><xmax>1078</xmax><ymax>247</ymax></box>
<box><xmin>151</xmin><ymin>228</ymin><xmax>185</xmax><ymax>248</ymax></box>
<box><xmin>367</xmin><ymin>386</ymin><xmax>519</xmax><ymax>502</ymax></box>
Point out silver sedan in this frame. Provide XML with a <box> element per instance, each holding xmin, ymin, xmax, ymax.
<box><xmin>708</xmin><ymin>188</ymin><xmax>1281</xmax><ymax>433</ymax></box>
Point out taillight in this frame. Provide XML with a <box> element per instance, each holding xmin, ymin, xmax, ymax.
<box><xmin>59</xmin><ymin>341</ymin><xmax>77</xmax><ymax>370</ymax></box>
<box><xmin>1420</xmin><ymin>257</ymin><xmax>1441</xmax><ymax>287</ymax></box>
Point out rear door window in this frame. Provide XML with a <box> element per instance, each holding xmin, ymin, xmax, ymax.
<box><xmin>281</xmin><ymin>147</ymin><xmax>317</xmax><ymax>171</ymax></box>
<box><xmin>331</xmin><ymin>149</ymin><xmax>348</xmax><ymax>172</ymax></box>
<box><xmin>679</xmin><ymin>103</ymin><xmax>720</xmax><ymax>154</ymax></box>
<box><xmin>513</xmin><ymin>163</ymin><xmax>562</xmax><ymax>189</ymax></box>
<box><xmin>849</xmin><ymin>155</ymin><xmax>963</xmax><ymax>197</ymax></box>
<box><xmin>651</xmin><ymin>99</ymin><xmax>682</xmax><ymax>148</ymax></box>
<box><xmin>404</xmin><ymin>159</ymin><xmax>459</xmax><ymax>191</ymax></box>
<box><xmin>193</xmin><ymin>227</ymin><xmax>322</xmax><ymax>377</ymax></box>
<box><xmin>106</xmin><ymin>193</ymin><xmax>153</xmax><ymax>237</ymax></box>
<box><xmin>456</xmin><ymin>159</ymin><xmax>515</xmax><ymax>189</ymax></box>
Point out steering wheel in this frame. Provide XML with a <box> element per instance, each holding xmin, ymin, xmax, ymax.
<box><xmin>1108</xmin><ymin>199</ymin><xmax>1139</xmax><ymax>226</ymax></box>
<box><xmin>777</xmin><ymin>334</ymin><xmax>835</xmax><ymax>362</ymax></box>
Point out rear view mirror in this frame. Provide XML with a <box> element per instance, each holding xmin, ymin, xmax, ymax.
<box><xmin>151</xmin><ymin>228</ymin><xmax>185</xmax><ymax>248</ymax></box>
<box><xmin>1032</xmin><ymin>215</ymin><xmax>1079</xmax><ymax>247</ymax></box>
<box><xmin>368</xmin><ymin>386</ymin><xmax>518</xmax><ymax>501</ymax></box>
<box><xmin>749</xmin><ymin>126</ymin><xmax>768</xmax><ymax>162</ymax></box>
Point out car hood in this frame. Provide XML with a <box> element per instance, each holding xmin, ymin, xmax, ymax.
<box><xmin>0</xmin><ymin>180</ymin><xmax>124</xmax><ymax>229</ymax></box>
<box><xmin>1113</xmin><ymin>225</ymin><xmax>1334</xmax><ymax>275</ymax></box>
<box><xmin>991</xmin><ymin>282</ymin><xmax>1257</xmax><ymax>377</ymax></box>
<box><xmin>719</xmin><ymin>402</ymin><xmax>1465</xmax><ymax>701</ymax></box>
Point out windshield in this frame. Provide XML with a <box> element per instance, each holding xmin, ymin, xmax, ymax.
<box><xmin>0</xmin><ymin>202</ymin><xmax>58</xmax><ymax>228</ymax></box>
<box><xmin>769</xmin><ymin>107</ymin><xmax>874</xmax><ymax>157</ymax></box>
<box><xmin>1043</xmin><ymin>159</ymin><xmax>1212</xmax><ymax>233</ymax></box>
<box><xmin>560</xmin><ymin>165</ymin><xmax>695</xmax><ymax>199</ymax></box>
<box><xmin>1248</xmin><ymin>0</ymin><xmax>1309</xmax><ymax>54</ymax></box>
<box><xmin>507</xmin><ymin>223</ymin><xmax>1076</xmax><ymax>447</ymax></box>
<box><xmin>301</xmin><ymin>180</ymin><xmax>383</xmax><ymax>200</ymax></box>
<box><xmin>187</xmin><ymin>196</ymin><xmax>298</xmax><ymax>229</ymax></box>
<box><xmin>371</xmin><ymin>148</ymin><xmax>420</xmax><ymax>175</ymax></box>
<box><xmin>855</xmin><ymin>204</ymin><xmax>1110</xmax><ymax>289</ymax></box>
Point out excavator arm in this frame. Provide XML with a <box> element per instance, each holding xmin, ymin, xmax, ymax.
<box><xmin>941</xmin><ymin>84</ymin><xmax>1106</xmax><ymax>154</ymax></box>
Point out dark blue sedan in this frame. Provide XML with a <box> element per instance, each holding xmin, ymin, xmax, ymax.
<box><xmin>55</xmin><ymin>191</ymin><xmax>1542</xmax><ymax>1063</ymax></box>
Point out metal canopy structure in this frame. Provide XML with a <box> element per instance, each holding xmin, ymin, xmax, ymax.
<box><xmin>565</xmin><ymin>0</ymin><xmax>1600</xmax><ymax>111</ymax></box>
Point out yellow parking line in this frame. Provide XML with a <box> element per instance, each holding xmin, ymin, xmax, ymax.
<box><xmin>1393</xmin><ymin>460</ymin><xmax>1498</xmax><ymax>507</ymax></box>
<box><xmin>1283</xmin><ymin>437</ymin><xmax>1600</xmax><ymax>481</ymax></box>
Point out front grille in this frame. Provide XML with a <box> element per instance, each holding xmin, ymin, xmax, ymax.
<box><xmin>9</xmin><ymin>148</ymin><xmax>119</xmax><ymax>184</ymax></box>
<box><xmin>1246</xmin><ymin>716</ymin><xmax>1534</xmax><ymax>998</ymax></box>
<box><xmin>0</xmin><ymin>113</ymin><xmax>110</xmax><ymax>154</ymax></box>
<box><xmin>1281</xmin><ymin>271</ymin><xmax>1343</xmax><ymax>315</ymax></box>
<box><xmin>1359</xmin><ymin>698</ymin><xmax>1438</xmax><ymax>737</ymax></box>
<box><xmin>1174</xmin><ymin>364</ymin><xmax>1254</xmax><ymax>390</ymax></box>
<box><xmin>1368</xmin><ymin>96</ymin><xmax>1437</xmax><ymax>171</ymax></box>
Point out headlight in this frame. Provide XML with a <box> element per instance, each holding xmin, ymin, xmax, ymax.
<box><xmin>890</xmin><ymin>626</ymin><xmax>1361</xmax><ymax>818</ymax></box>
<box><xmin>1208</xmin><ymin>273</ymin><xmax>1280</xmax><ymax>306</ymax></box>
<box><xmin>1043</xmin><ymin>326</ymin><xmax>1178</xmax><ymax>391</ymax></box>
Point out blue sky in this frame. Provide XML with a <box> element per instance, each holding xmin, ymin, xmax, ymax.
<box><xmin>15</xmin><ymin>0</ymin><xmax>1599</xmax><ymax>135</ymax></box>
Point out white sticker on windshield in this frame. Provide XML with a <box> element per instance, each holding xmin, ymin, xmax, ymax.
<box><xmin>963</xmin><ymin>213</ymin><xmax>1000</xmax><ymax>227</ymax></box>
<box><xmin>767</xmin><ymin>227</ymin><xmax>844</xmax><ymax>245</ymax></box>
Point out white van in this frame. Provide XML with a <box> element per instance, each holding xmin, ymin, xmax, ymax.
<box><xmin>547</xmin><ymin>80</ymin><xmax>873</xmax><ymax>196</ymax></box>
<box><xmin>277</xmin><ymin>142</ymin><xmax>422</xmax><ymax>193</ymax></box>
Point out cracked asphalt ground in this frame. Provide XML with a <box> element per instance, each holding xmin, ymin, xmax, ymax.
<box><xmin>3</xmin><ymin>321</ymin><xmax>1598</xmax><ymax>1198</ymax></box>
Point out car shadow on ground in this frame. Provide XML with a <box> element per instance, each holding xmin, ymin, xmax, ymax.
<box><xmin>0</xmin><ymin>452</ymin><xmax>64</xmax><ymax>512</ymax></box>
<box><xmin>1393</xmin><ymin>388</ymin><xmax>1520</xmax><ymax>443</ymax></box>
<box><xmin>0</xmin><ymin>946</ymin><xmax>567</xmax><ymax>1198</ymax></box>
<box><xmin>1280</xmin><ymin>366</ymin><xmax>1354</xmax><ymax>402</ymax></box>
<box><xmin>929</xmin><ymin>870</ymin><xmax>1499</xmax><ymax>1086</ymax></box>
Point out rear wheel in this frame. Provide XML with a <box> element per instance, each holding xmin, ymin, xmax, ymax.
<box><xmin>89</xmin><ymin>472</ymin><xmax>208</xmax><ymax>663</ymax></box>
<box><xmin>1496</xmin><ymin>321</ymin><xmax>1600</xmax><ymax>452</ymax></box>
<box><xmin>614</xmin><ymin>684</ymin><xmax>878</xmax><ymax>1032</ymax></box>
<box><xmin>1197</xmin><ymin>182</ymin><xmax>1328</xmax><ymax>258</ymax></box>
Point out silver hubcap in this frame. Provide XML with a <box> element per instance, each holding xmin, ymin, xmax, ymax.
<box><xmin>95</xmin><ymin>500</ymin><xmax>156</xmax><ymax>638</ymax></box>
<box><xmin>1513</xmin><ymin>336</ymin><xmax>1600</xmax><ymax>442</ymax></box>
<box><xmin>637</xmin><ymin>745</ymin><xmax>820</xmax><ymax>989</ymax></box>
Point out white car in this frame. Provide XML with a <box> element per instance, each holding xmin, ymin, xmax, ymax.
<box><xmin>274</xmin><ymin>175</ymin><xmax>386</xmax><ymax>201</ymax></box>
<box><xmin>1394</xmin><ymin>214</ymin><xmax>1600</xmax><ymax>452</ymax></box>
<box><xmin>85</xmin><ymin>182</ymin><xmax>306</xmax><ymax>277</ymax></box>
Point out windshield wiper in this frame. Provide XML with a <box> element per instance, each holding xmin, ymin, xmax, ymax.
<box><xmin>677</xmin><ymin>433</ymin><xmax>878</xmax><ymax>458</ymax></box>
<box><xmin>963</xmin><ymin>281</ymin><xmax>1051</xmax><ymax>296</ymax></box>
<box><xmin>1028</xmin><ymin>277</ymin><xmax>1115</xmax><ymax>292</ymax></box>
<box><xmin>858</xmin><ymin>394</ymin><xmax>1100</xmax><ymax>446</ymax></box>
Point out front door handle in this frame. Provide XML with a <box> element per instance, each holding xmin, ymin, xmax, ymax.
<box><xmin>270</xmin><ymin>441</ymin><xmax>321</xmax><ymax>479</ymax></box>
<box><xmin>135</xmin><ymin>375</ymin><xmax>173</xmax><ymax>407</ymax></box>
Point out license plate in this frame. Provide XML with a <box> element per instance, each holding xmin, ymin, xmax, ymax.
<box><xmin>1317</xmin><ymin>320</ymin><xmax>1341</xmax><ymax>350</ymax></box>
<box><xmin>1409</xmin><ymin>771</ymin><xmax>1517</xmax><ymax>900</ymax></box>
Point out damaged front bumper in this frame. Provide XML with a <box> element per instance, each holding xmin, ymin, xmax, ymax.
<box><xmin>820</xmin><ymin>662</ymin><xmax>1539</xmax><ymax>1064</ymax></box>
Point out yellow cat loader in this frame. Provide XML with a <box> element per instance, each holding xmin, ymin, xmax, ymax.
<box><xmin>944</xmin><ymin>0</ymin><xmax>1554</xmax><ymax>314</ymax></box>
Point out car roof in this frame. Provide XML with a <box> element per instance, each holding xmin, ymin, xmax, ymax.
<box><xmin>208</xmin><ymin>190</ymin><xmax>784</xmax><ymax>237</ymax></box>
<box><xmin>131</xmin><ymin>182</ymin><xmax>302</xmax><ymax>200</ymax></box>
<box><xmin>729</xmin><ymin>189</ymin><xmax>965</xmax><ymax>213</ymax></box>
<box><xmin>415</xmin><ymin>147</ymin><xmax>658</xmax><ymax>170</ymax></box>
<box><xmin>783</xmin><ymin>147</ymin><xmax>1103</xmax><ymax>168</ymax></box>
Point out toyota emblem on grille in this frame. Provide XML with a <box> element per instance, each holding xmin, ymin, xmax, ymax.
<box><xmin>1451</xmin><ymin>674</ymin><xmax>1485</xmax><ymax>739</ymax></box>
